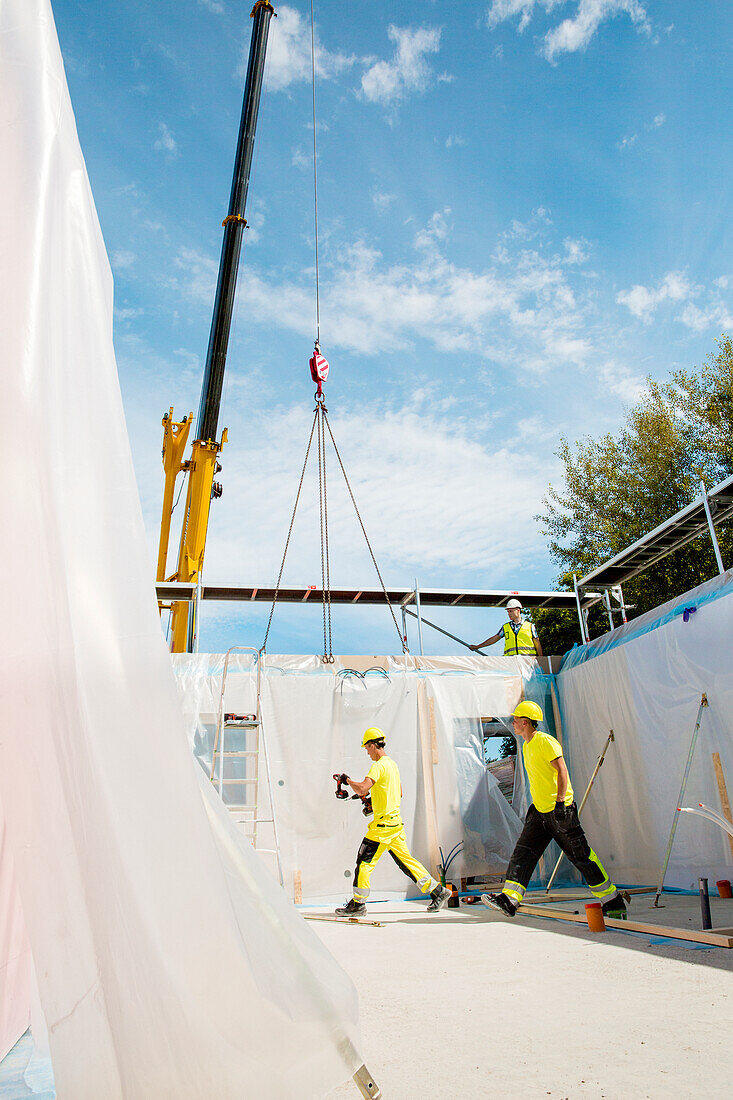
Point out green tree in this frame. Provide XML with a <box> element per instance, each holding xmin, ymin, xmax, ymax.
<box><xmin>535</xmin><ymin>337</ymin><xmax>733</xmax><ymax>652</ymax></box>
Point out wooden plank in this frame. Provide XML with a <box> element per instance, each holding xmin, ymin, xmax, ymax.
<box><xmin>293</xmin><ymin>869</ymin><xmax>302</xmax><ymax>905</ymax></box>
<box><xmin>522</xmin><ymin>886</ymin><xmax>656</xmax><ymax>905</ymax></box>
<box><xmin>303</xmin><ymin>914</ymin><xmax>383</xmax><ymax>927</ymax></box>
<box><xmin>712</xmin><ymin>752</ymin><xmax>733</xmax><ymax>862</ymax></box>
<box><xmin>518</xmin><ymin>902</ymin><xmax>733</xmax><ymax>948</ymax></box>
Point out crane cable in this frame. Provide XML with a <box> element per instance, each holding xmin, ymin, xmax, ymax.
<box><xmin>310</xmin><ymin>0</ymin><xmax>321</xmax><ymax>347</ymax></box>
<box><xmin>259</xmin><ymin>3</ymin><xmax>406</xmax><ymax>661</ymax></box>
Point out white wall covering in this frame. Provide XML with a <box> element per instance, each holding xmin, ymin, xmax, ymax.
<box><xmin>0</xmin><ymin>1</ymin><xmax>361</xmax><ymax>1094</ymax></box>
<box><xmin>173</xmin><ymin>654</ymin><xmax>530</xmax><ymax>897</ymax></box>
<box><xmin>557</xmin><ymin>576</ymin><xmax>733</xmax><ymax>889</ymax></box>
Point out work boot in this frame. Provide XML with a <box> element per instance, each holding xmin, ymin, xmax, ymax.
<box><xmin>481</xmin><ymin>891</ymin><xmax>517</xmax><ymax>917</ymax></box>
<box><xmin>335</xmin><ymin>898</ymin><xmax>367</xmax><ymax>917</ymax></box>
<box><xmin>602</xmin><ymin>895</ymin><xmax>628</xmax><ymax>920</ymax></box>
<box><xmin>427</xmin><ymin>884</ymin><xmax>451</xmax><ymax>913</ymax></box>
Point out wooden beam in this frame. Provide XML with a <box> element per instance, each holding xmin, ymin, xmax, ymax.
<box><xmin>712</xmin><ymin>752</ymin><xmax>733</xmax><ymax>862</ymax></box>
<box><xmin>518</xmin><ymin>902</ymin><xmax>733</xmax><ymax>948</ymax></box>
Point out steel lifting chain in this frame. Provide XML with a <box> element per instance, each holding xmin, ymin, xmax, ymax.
<box><xmin>322</xmin><ymin>409</ymin><xmax>408</xmax><ymax>654</ymax></box>
<box><xmin>316</xmin><ymin>398</ymin><xmax>334</xmax><ymax>662</ymax></box>
<box><xmin>260</xmin><ymin>408</ymin><xmax>319</xmax><ymax>654</ymax></box>
<box><xmin>262</xmin><ymin>394</ymin><xmax>408</xmax><ymax>660</ymax></box>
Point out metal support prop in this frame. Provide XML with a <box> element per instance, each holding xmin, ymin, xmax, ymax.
<box><xmin>414</xmin><ymin>576</ymin><xmax>425</xmax><ymax>656</ymax></box>
<box><xmin>400</xmin><ymin>604</ymin><xmax>409</xmax><ymax>652</ymax></box>
<box><xmin>601</xmin><ymin>589</ymin><xmax>614</xmax><ymax>632</ymax></box>
<box><xmin>545</xmin><ymin>730</ymin><xmax>615</xmax><ymax>894</ymax></box>
<box><xmin>404</xmin><ymin>607</ymin><xmax>486</xmax><ymax>654</ymax></box>
<box><xmin>700</xmin><ymin>479</ymin><xmax>725</xmax><ymax>575</ymax></box>
<box><xmin>573</xmin><ymin>573</ymin><xmax>588</xmax><ymax>645</ymax></box>
<box><xmin>654</xmin><ymin>693</ymin><xmax>709</xmax><ymax>907</ymax></box>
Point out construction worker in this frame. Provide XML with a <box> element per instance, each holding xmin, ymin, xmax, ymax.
<box><xmin>335</xmin><ymin>727</ymin><xmax>450</xmax><ymax>917</ymax></box>
<box><xmin>483</xmin><ymin>702</ymin><xmax>627</xmax><ymax>919</ymax></box>
<box><xmin>470</xmin><ymin>598</ymin><xmax>542</xmax><ymax>657</ymax></box>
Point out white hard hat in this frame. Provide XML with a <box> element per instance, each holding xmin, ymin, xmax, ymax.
<box><xmin>507</xmin><ymin>598</ymin><xmax>522</xmax><ymax>609</ymax></box>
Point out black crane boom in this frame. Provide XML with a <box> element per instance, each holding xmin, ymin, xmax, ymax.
<box><xmin>196</xmin><ymin>0</ymin><xmax>275</xmax><ymax>445</ymax></box>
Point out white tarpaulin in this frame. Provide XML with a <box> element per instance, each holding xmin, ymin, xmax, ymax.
<box><xmin>173</xmin><ymin>653</ymin><xmax>530</xmax><ymax>899</ymax></box>
<box><xmin>556</xmin><ymin>571</ymin><xmax>733</xmax><ymax>889</ymax></box>
<box><xmin>0</xmin><ymin>1</ymin><xmax>362</xmax><ymax>1095</ymax></box>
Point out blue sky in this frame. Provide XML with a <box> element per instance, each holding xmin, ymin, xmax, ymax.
<box><xmin>53</xmin><ymin>0</ymin><xmax>733</xmax><ymax>654</ymax></box>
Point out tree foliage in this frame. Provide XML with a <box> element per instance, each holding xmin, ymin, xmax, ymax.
<box><xmin>534</xmin><ymin>337</ymin><xmax>733</xmax><ymax>653</ymax></box>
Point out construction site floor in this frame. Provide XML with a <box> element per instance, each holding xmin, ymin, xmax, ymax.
<box><xmin>2</xmin><ymin>892</ymin><xmax>732</xmax><ymax>1098</ymax></box>
<box><xmin>319</xmin><ymin>892</ymin><xmax>733</xmax><ymax>1100</ymax></box>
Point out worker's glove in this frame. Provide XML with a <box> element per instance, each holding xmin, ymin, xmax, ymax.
<box><xmin>553</xmin><ymin>801</ymin><xmax>570</xmax><ymax>826</ymax></box>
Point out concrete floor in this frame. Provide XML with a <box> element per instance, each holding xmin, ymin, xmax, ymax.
<box><xmin>2</xmin><ymin>893</ymin><xmax>731</xmax><ymax>1099</ymax></box>
<box><xmin>320</xmin><ymin>893</ymin><xmax>733</xmax><ymax>1100</ymax></box>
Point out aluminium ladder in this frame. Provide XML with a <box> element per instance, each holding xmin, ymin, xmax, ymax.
<box><xmin>210</xmin><ymin>646</ymin><xmax>283</xmax><ymax>885</ymax></box>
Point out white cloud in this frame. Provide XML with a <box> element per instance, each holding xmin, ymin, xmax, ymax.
<box><xmin>486</xmin><ymin>1</ymin><xmax>650</xmax><ymax>62</ymax></box>
<box><xmin>445</xmin><ymin>134</ymin><xmax>467</xmax><ymax>148</ymax></box>
<box><xmin>618</xmin><ymin>111</ymin><xmax>665</xmax><ymax>150</ymax></box>
<box><xmin>360</xmin><ymin>26</ymin><xmax>443</xmax><ymax>106</ymax></box>
<box><xmin>111</xmin><ymin>249</ymin><xmax>136</xmax><ymax>270</ymax></box>
<box><xmin>154</xmin><ymin>122</ymin><xmax>178</xmax><ymax>156</ymax></box>
<box><xmin>203</xmin><ymin>400</ymin><xmax>555</xmax><ymax>585</ymax></box>
<box><xmin>616</xmin><ymin>271</ymin><xmax>693</xmax><ymax>321</ymax></box>
<box><xmin>262</xmin><ymin>5</ymin><xmax>354</xmax><ymax>91</ymax></box>
<box><xmin>173</xmin><ymin>209</ymin><xmax>597</xmax><ymax>376</ymax></box>
<box><xmin>617</xmin><ymin>270</ymin><xmax>733</xmax><ymax>332</ymax></box>
<box><xmin>198</xmin><ymin>0</ymin><xmax>224</xmax><ymax>13</ymax></box>
<box><xmin>372</xmin><ymin>191</ymin><xmax>397</xmax><ymax>210</ymax></box>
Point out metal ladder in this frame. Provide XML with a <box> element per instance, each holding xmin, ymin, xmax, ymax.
<box><xmin>210</xmin><ymin>646</ymin><xmax>283</xmax><ymax>885</ymax></box>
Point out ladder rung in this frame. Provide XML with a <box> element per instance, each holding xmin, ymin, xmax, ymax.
<box><xmin>215</xmin><ymin>778</ymin><xmax>257</xmax><ymax>785</ymax></box>
<box><xmin>217</xmin><ymin>750</ymin><xmax>258</xmax><ymax>757</ymax></box>
<box><xmin>224</xmin><ymin>720</ymin><xmax>260</xmax><ymax>728</ymax></box>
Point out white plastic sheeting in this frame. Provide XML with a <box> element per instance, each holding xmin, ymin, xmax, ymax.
<box><xmin>0</xmin><ymin>807</ymin><xmax>31</xmax><ymax>1062</ymax></box>
<box><xmin>0</xmin><ymin>2</ymin><xmax>361</xmax><ymax>1095</ymax></box>
<box><xmin>173</xmin><ymin>654</ymin><xmax>532</xmax><ymax>898</ymax></box>
<box><xmin>556</xmin><ymin>572</ymin><xmax>733</xmax><ymax>889</ymax></box>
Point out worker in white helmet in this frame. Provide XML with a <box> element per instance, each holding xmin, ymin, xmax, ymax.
<box><xmin>469</xmin><ymin>598</ymin><xmax>543</xmax><ymax>657</ymax></box>
<box><xmin>335</xmin><ymin>727</ymin><xmax>450</xmax><ymax>917</ymax></box>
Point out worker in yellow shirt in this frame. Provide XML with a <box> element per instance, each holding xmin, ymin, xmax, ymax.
<box><xmin>483</xmin><ymin>702</ymin><xmax>627</xmax><ymax>919</ymax></box>
<box><xmin>469</xmin><ymin>598</ymin><xmax>543</xmax><ymax>657</ymax></box>
<box><xmin>336</xmin><ymin>727</ymin><xmax>450</xmax><ymax>917</ymax></box>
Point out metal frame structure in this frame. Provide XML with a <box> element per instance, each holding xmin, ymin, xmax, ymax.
<box><xmin>574</xmin><ymin>473</ymin><xmax>733</xmax><ymax>641</ymax></box>
<box><xmin>155</xmin><ymin>580</ymin><xmax>578</xmax><ymax>654</ymax></box>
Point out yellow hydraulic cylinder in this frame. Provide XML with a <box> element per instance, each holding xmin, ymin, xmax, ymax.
<box><xmin>168</xmin><ymin>429</ymin><xmax>227</xmax><ymax>653</ymax></box>
<box><xmin>157</xmin><ymin>408</ymin><xmax>192</xmax><ymax>594</ymax></box>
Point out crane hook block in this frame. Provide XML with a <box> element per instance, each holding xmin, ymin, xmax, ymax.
<box><xmin>309</xmin><ymin>344</ymin><xmax>330</xmax><ymax>398</ymax></box>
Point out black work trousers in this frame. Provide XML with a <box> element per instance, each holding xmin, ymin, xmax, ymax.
<box><xmin>502</xmin><ymin>802</ymin><xmax>616</xmax><ymax>906</ymax></box>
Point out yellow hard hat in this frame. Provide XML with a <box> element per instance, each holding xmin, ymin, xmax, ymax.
<box><xmin>362</xmin><ymin>727</ymin><xmax>385</xmax><ymax>746</ymax></box>
<box><xmin>512</xmin><ymin>701</ymin><xmax>543</xmax><ymax>723</ymax></box>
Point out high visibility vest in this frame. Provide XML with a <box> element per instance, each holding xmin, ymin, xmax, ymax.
<box><xmin>502</xmin><ymin>620</ymin><xmax>536</xmax><ymax>656</ymax></box>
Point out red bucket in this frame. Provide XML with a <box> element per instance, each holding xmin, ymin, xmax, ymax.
<box><xmin>716</xmin><ymin>879</ymin><xmax>732</xmax><ymax>899</ymax></box>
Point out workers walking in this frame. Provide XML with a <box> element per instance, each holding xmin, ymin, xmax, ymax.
<box><xmin>483</xmin><ymin>702</ymin><xmax>627</xmax><ymax>919</ymax></box>
<box><xmin>336</xmin><ymin>727</ymin><xmax>450</xmax><ymax>917</ymax></box>
<box><xmin>469</xmin><ymin>598</ymin><xmax>543</xmax><ymax>657</ymax></box>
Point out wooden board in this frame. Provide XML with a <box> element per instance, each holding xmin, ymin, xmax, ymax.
<box><xmin>712</xmin><ymin>752</ymin><xmax>733</xmax><ymax>862</ymax></box>
<box><xmin>304</xmin><ymin>914</ymin><xmax>383</xmax><ymax>927</ymax></box>
<box><xmin>522</xmin><ymin>886</ymin><xmax>656</xmax><ymax>905</ymax></box>
<box><xmin>518</xmin><ymin>902</ymin><xmax>733</xmax><ymax>948</ymax></box>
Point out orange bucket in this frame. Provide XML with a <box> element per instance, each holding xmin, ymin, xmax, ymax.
<box><xmin>716</xmin><ymin>879</ymin><xmax>732</xmax><ymax>899</ymax></box>
<box><xmin>585</xmin><ymin>902</ymin><xmax>606</xmax><ymax>932</ymax></box>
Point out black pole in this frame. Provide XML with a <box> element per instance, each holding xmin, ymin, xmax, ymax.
<box><xmin>699</xmin><ymin>877</ymin><xmax>712</xmax><ymax>930</ymax></box>
<box><xmin>196</xmin><ymin>1</ymin><xmax>275</xmax><ymax>444</ymax></box>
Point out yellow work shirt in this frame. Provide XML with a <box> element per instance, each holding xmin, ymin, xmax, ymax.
<box><xmin>367</xmin><ymin>755</ymin><xmax>403</xmax><ymax>826</ymax></box>
<box><xmin>522</xmin><ymin>731</ymin><xmax>574</xmax><ymax>813</ymax></box>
